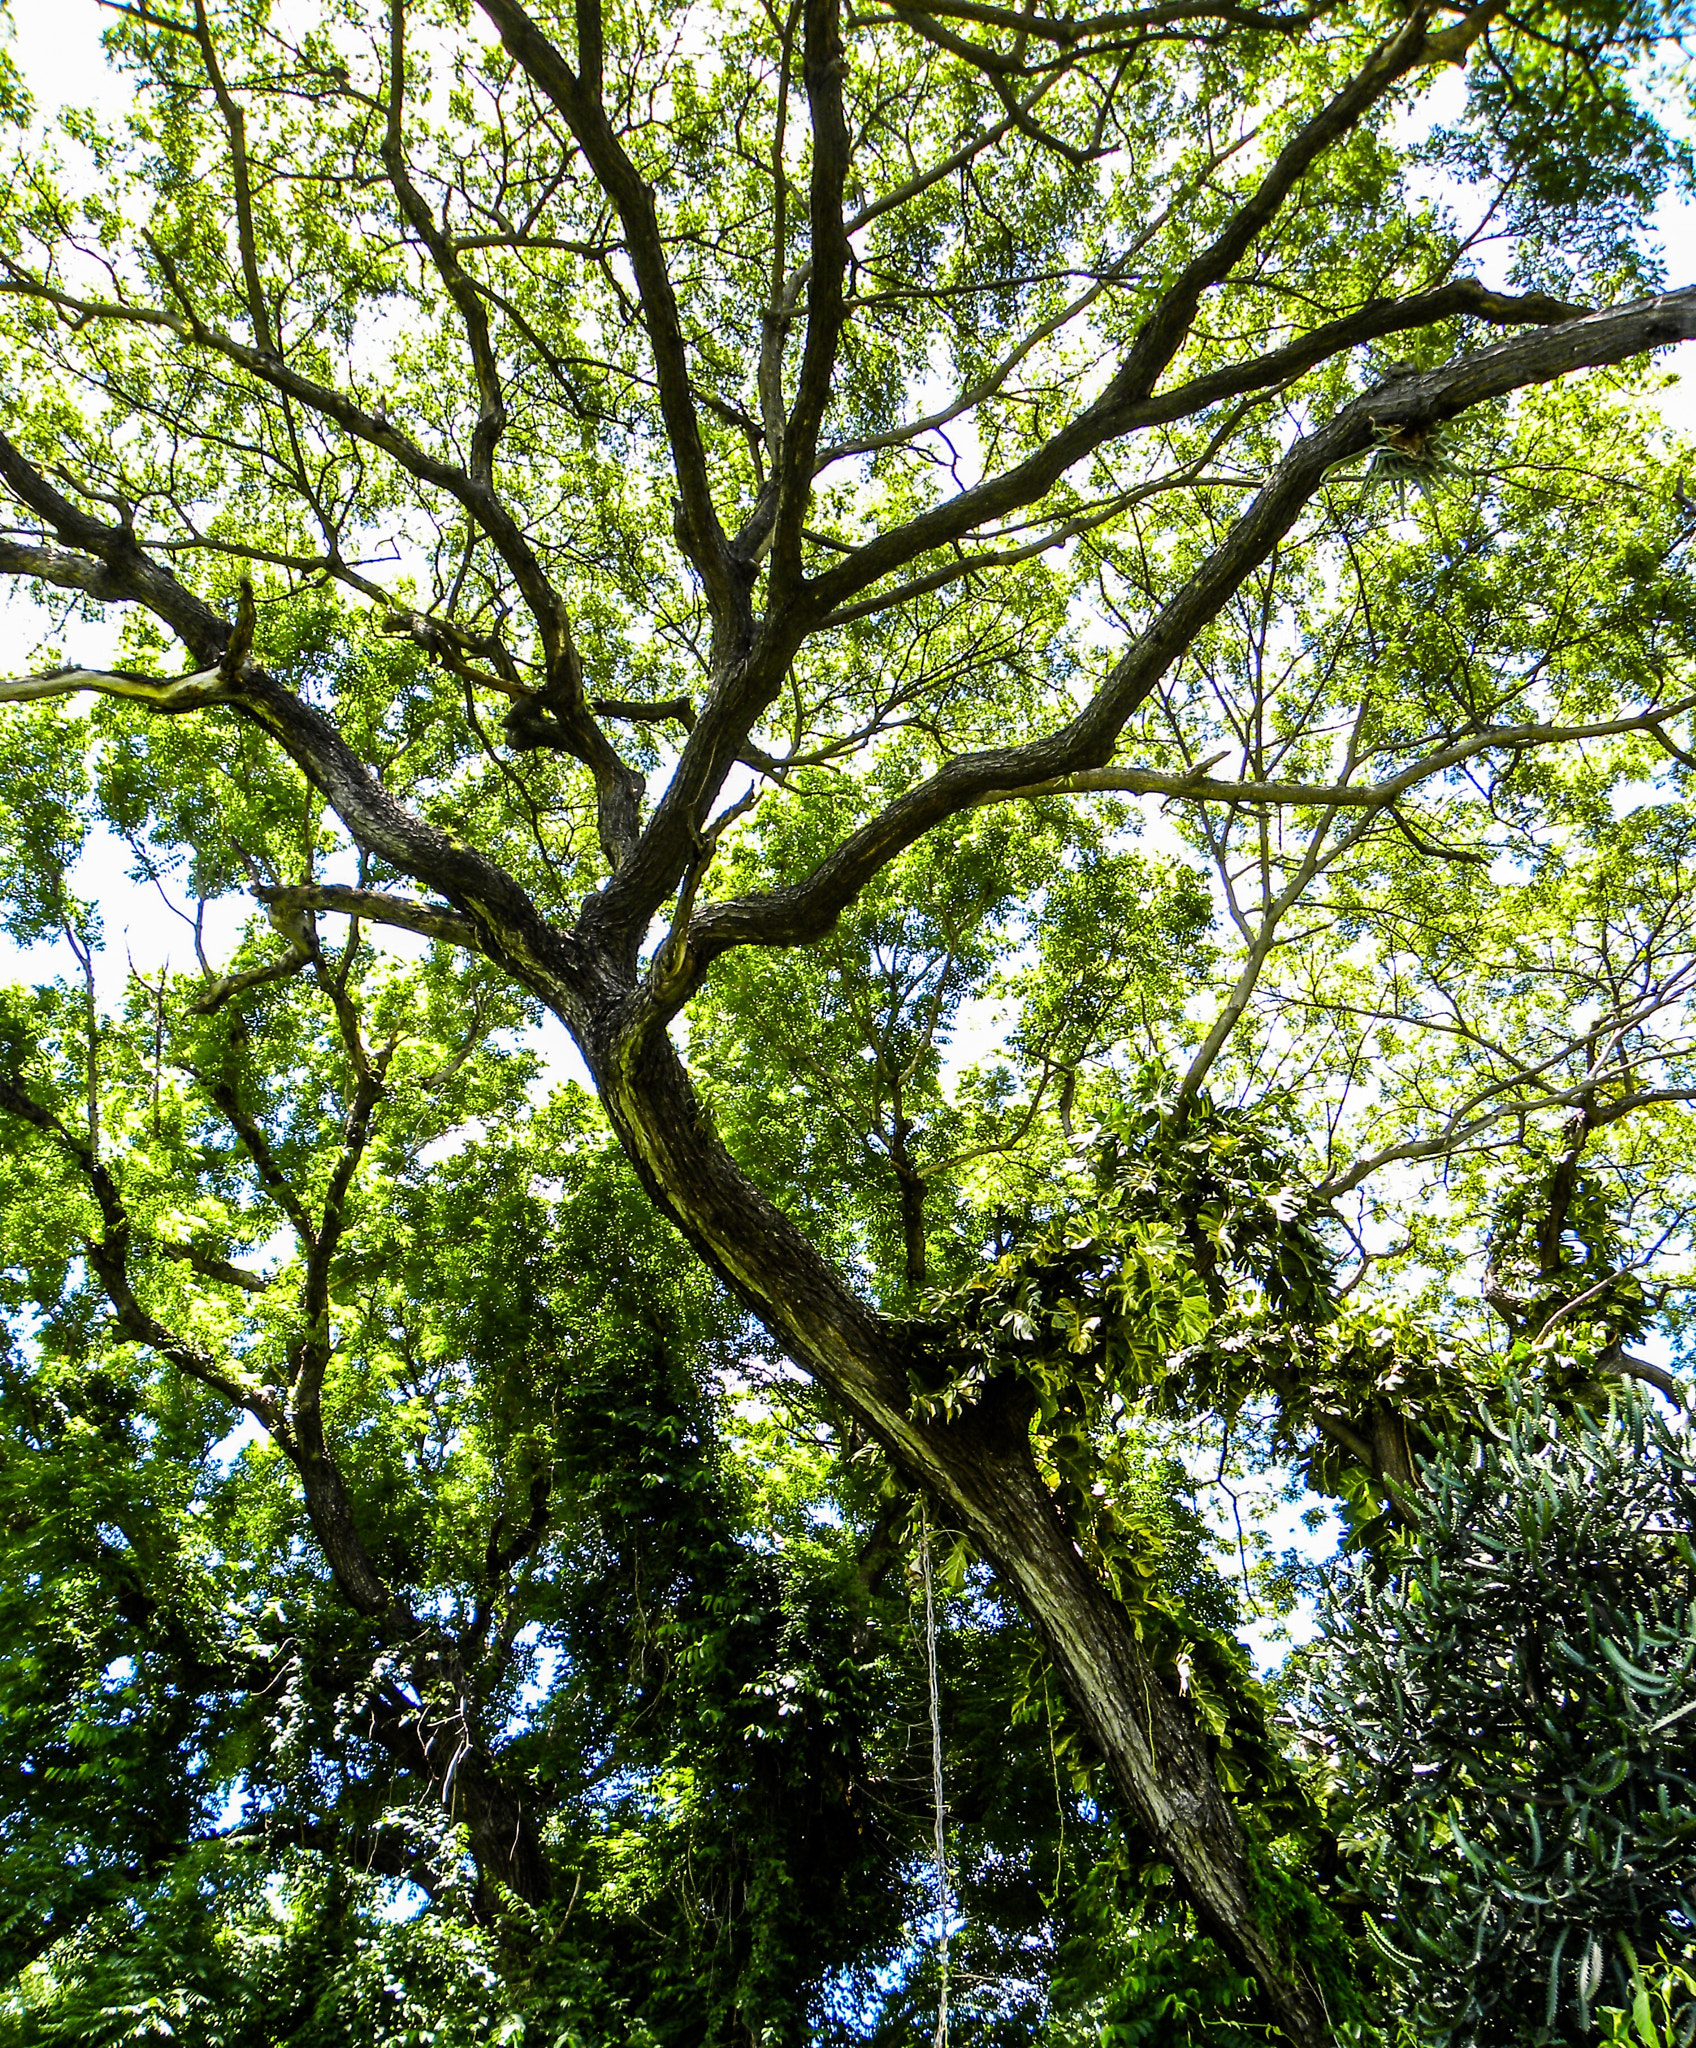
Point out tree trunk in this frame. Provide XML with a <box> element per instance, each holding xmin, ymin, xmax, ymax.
<box><xmin>589</xmin><ymin>1019</ymin><xmax>1329</xmax><ymax>2048</ymax></box>
<box><xmin>297</xmin><ymin>1442</ymin><xmax>551</xmax><ymax>1914</ymax></box>
<box><xmin>364</xmin><ymin>1682</ymin><xmax>552</xmax><ymax>1916</ymax></box>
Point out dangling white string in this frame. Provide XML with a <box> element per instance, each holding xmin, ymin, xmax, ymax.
<box><xmin>920</xmin><ymin>1500</ymin><xmax>950</xmax><ymax>2048</ymax></box>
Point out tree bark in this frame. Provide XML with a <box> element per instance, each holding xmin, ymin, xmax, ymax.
<box><xmin>361</xmin><ymin>1676</ymin><xmax>551</xmax><ymax>1916</ymax></box>
<box><xmin>295</xmin><ymin>1434</ymin><xmax>551</xmax><ymax>1913</ymax></box>
<box><xmin>890</xmin><ymin>1120</ymin><xmax>928</xmax><ymax>1293</ymax></box>
<box><xmin>589</xmin><ymin>1020</ymin><xmax>1328</xmax><ymax>2047</ymax></box>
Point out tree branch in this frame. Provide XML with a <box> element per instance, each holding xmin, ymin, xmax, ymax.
<box><xmin>768</xmin><ymin>0</ymin><xmax>852</xmax><ymax>591</ymax></box>
<box><xmin>383</xmin><ymin>2</ymin><xmax>505</xmax><ymax>496</ymax></box>
<box><xmin>373</xmin><ymin>1</ymin><xmax>641</xmax><ymax>864</ymax></box>
<box><xmin>0</xmin><ymin>1068</ymin><xmax>289</xmax><ymax>1437</ymax></box>
<box><xmin>1007</xmin><ymin>694</ymin><xmax>1696</xmax><ymax>809</ymax></box>
<box><xmin>290</xmin><ymin>1059</ymin><xmax>385</xmax><ymax>1456</ymax></box>
<box><xmin>0</xmin><ymin>260</ymin><xmax>611</xmax><ymax>785</ymax></box>
<box><xmin>0</xmin><ymin>435</ymin><xmax>234</xmax><ymax>664</ymax></box>
<box><xmin>0</xmin><ymin>442</ymin><xmax>584</xmax><ymax>1018</ymax></box>
<box><xmin>658</xmin><ymin>288</ymin><xmax>1696</xmax><ymax>1007</ymax></box>
<box><xmin>474</xmin><ymin>0</ymin><xmax>743</xmax><ymax>631</ymax></box>
<box><xmin>256</xmin><ymin>883</ymin><xmax>482</xmax><ymax>951</ymax></box>
<box><xmin>805</xmin><ymin>2</ymin><xmax>1510</xmax><ymax>612</ymax></box>
<box><xmin>190</xmin><ymin>0</ymin><xmax>275</xmax><ymax>354</ymax></box>
<box><xmin>1321</xmin><ymin>1083</ymin><xmax>1696</xmax><ymax>1201</ymax></box>
<box><xmin>160</xmin><ymin>1241</ymin><xmax>272</xmax><ymax>1294</ymax></box>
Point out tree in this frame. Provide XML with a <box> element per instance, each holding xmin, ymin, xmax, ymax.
<box><xmin>0</xmin><ymin>0</ymin><xmax>1695</xmax><ymax>2038</ymax></box>
<box><xmin>1309</xmin><ymin>1386</ymin><xmax>1696</xmax><ymax>2048</ymax></box>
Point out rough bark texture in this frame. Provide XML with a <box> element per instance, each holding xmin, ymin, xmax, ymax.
<box><xmin>588</xmin><ymin>1024</ymin><xmax>1328</xmax><ymax>2046</ymax></box>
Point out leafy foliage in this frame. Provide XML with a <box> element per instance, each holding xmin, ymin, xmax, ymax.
<box><xmin>0</xmin><ymin>1847</ymin><xmax>513</xmax><ymax>2048</ymax></box>
<box><xmin>0</xmin><ymin>0</ymin><xmax>1695</xmax><ymax>2037</ymax></box>
<box><xmin>1310</xmin><ymin>1386</ymin><xmax>1696</xmax><ymax>2048</ymax></box>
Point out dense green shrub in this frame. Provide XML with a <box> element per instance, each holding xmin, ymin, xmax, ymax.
<box><xmin>1312</xmin><ymin>1387</ymin><xmax>1696</xmax><ymax>2048</ymax></box>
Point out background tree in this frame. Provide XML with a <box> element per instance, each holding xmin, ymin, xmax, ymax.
<box><xmin>1307</xmin><ymin>1386</ymin><xmax>1696</xmax><ymax>2048</ymax></box>
<box><xmin>2</xmin><ymin>0</ymin><xmax>1696</xmax><ymax>2038</ymax></box>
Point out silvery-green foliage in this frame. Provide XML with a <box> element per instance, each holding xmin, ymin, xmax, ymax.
<box><xmin>1312</xmin><ymin>1387</ymin><xmax>1696</xmax><ymax>2047</ymax></box>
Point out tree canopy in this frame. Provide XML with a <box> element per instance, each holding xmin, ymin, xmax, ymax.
<box><xmin>1</xmin><ymin>0</ymin><xmax>1696</xmax><ymax>2039</ymax></box>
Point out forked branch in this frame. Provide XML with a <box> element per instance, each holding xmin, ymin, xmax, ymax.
<box><xmin>658</xmin><ymin>287</ymin><xmax>1696</xmax><ymax>1011</ymax></box>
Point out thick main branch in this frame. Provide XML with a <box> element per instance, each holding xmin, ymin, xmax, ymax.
<box><xmin>670</xmin><ymin>287</ymin><xmax>1696</xmax><ymax>997</ymax></box>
